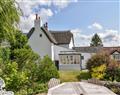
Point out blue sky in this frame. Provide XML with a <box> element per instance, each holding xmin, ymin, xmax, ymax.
<box><xmin>48</xmin><ymin>1</ymin><xmax>119</xmax><ymax>31</ymax></box>
<box><xmin>18</xmin><ymin>0</ymin><xmax>120</xmax><ymax>46</ymax></box>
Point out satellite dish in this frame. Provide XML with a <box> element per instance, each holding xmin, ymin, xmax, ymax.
<box><xmin>0</xmin><ymin>78</ymin><xmax>5</xmax><ymax>89</ymax></box>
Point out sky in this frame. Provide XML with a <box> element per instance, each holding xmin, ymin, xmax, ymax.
<box><xmin>17</xmin><ymin>0</ymin><xmax>120</xmax><ymax>47</ymax></box>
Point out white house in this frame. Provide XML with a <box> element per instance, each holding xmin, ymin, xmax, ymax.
<box><xmin>27</xmin><ymin>14</ymin><xmax>81</xmax><ymax>70</ymax></box>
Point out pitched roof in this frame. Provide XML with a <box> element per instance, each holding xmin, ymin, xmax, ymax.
<box><xmin>50</xmin><ymin>30</ymin><xmax>73</xmax><ymax>45</ymax></box>
<box><xmin>73</xmin><ymin>46</ymin><xmax>102</xmax><ymax>53</ymax></box>
<box><xmin>73</xmin><ymin>46</ymin><xmax>120</xmax><ymax>54</ymax></box>
<box><xmin>101</xmin><ymin>47</ymin><xmax>120</xmax><ymax>54</ymax></box>
<box><xmin>27</xmin><ymin>27</ymin><xmax>57</xmax><ymax>44</ymax></box>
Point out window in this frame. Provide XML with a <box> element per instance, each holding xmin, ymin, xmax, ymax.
<box><xmin>39</xmin><ymin>34</ymin><xmax>42</xmax><ymax>37</ymax></box>
<box><xmin>81</xmin><ymin>56</ymin><xmax>84</xmax><ymax>60</ymax></box>
<box><xmin>113</xmin><ymin>54</ymin><xmax>120</xmax><ymax>60</ymax></box>
<box><xmin>70</xmin><ymin>56</ymin><xmax>73</xmax><ymax>61</ymax></box>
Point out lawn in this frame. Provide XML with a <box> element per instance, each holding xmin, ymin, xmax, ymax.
<box><xmin>59</xmin><ymin>70</ymin><xmax>80</xmax><ymax>82</ymax></box>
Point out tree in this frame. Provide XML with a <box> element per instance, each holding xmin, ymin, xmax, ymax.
<box><xmin>0</xmin><ymin>0</ymin><xmax>59</xmax><ymax>94</ymax></box>
<box><xmin>0</xmin><ymin>0</ymin><xmax>20</xmax><ymax>42</ymax></box>
<box><xmin>90</xmin><ymin>33</ymin><xmax>103</xmax><ymax>47</ymax></box>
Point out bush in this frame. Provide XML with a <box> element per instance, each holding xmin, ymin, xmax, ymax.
<box><xmin>105</xmin><ymin>83</ymin><xmax>120</xmax><ymax>95</ymax></box>
<box><xmin>105</xmin><ymin>60</ymin><xmax>120</xmax><ymax>82</ymax></box>
<box><xmin>37</xmin><ymin>56</ymin><xmax>59</xmax><ymax>83</ymax></box>
<box><xmin>86</xmin><ymin>52</ymin><xmax>120</xmax><ymax>81</ymax></box>
<box><xmin>79</xmin><ymin>70</ymin><xmax>91</xmax><ymax>80</ymax></box>
<box><xmin>86</xmin><ymin>52</ymin><xmax>109</xmax><ymax>72</ymax></box>
<box><xmin>91</xmin><ymin>64</ymin><xmax>106</xmax><ymax>80</ymax></box>
<box><xmin>0</xmin><ymin>47</ymin><xmax>59</xmax><ymax>95</ymax></box>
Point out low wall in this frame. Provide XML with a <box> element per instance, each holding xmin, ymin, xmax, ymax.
<box><xmin>59</xmin><ymin>64</ymin><xmax>80</xmax><ymax>70</ymax></box>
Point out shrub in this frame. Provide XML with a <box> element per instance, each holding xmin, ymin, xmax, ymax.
<box><xmin>86</xmin><ymin>52</ymin><xmax>109</xmax><ymax>72</ymax></box>
<box><xmin>91</xmin><ymin>64</ymin><xmax>106</xmax><ymax>79</ymax></box>
<box><xmin>105</xmin><ymin>83</ymin><xmax>120</xmax><ymax>95</ymax></box>
<box><xmin>79</xmin><ymin>70</ymin><xmax>91</xmax><ymax>80</ymax></box>
<box><xmin>105</xmin><ymin>60</ymin><xmax>120</xmax><ymax>81</ymax></box>
<box><xmin>86</xmin><ymin>52</ymin><xmax>120</xmax><ymax>81</ymax></box>
<box><xmin>37</xmin><ymin>56</ymin><xmax>59</xmax><ymax>83</ymax></box>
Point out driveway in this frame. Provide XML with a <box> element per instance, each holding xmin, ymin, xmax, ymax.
<box><xmin>47</xmin><ymin>82</ymin><xmax>116</xmax><ymax>95</ymax></box>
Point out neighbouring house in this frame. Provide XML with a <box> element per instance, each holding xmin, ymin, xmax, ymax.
<box><xmin>101</xmin><ymin>47</ymin><xmax>120</xmax><ymax>64</ymax></box>
<box><xmin>73</xmin><ymin>46</ymin><xmax>120</xmax><ymax>69</ymax></box>
<box><xmin>26</xmin><ymin>14</ymin><xmax>81</xmax><ymax>70</ymax></box>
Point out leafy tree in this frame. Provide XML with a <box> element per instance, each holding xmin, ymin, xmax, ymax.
<box><xmin>90</xmin><ymin>33</ymin><xmax>103</xmax><ymax>47</ymax></box>
<box><xmin>0</xmin><ymin>0</ymin><xmax>20</xmax><ymax>42</ymax></box>
<box><xmin>0</xmin><ymin>0</ymin><xmax>59</xmax><ymax>94</ymax></box>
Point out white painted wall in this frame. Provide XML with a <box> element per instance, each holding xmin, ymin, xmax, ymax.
<box><xmin>58</xmin><ymin>44</ymin><xmax>69</xmax><ymax>48</ymax></box>
<box><xmin>81</xmin><ymin>53</ymin><xmax>94</xmax><ymax>69</ymax></box>
<box><xmin>53</xmin><ymin>45</ymin><xmax>73</xmax><ymax>60</ymax></box>
<box><xmin>28</xmin><ymin>19</ymin><xmax>52</xmax><ymax>58</ymax></box>
<box><xmin>69</xmin><ymin>38</ymin><xmax>74</xmax><ymax>49</ymax></box>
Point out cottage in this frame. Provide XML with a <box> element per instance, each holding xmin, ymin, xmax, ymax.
<box><xmin>26</xmin><ymin>14</ymin><xmax>81</xmax><ymax>70</ymax></box>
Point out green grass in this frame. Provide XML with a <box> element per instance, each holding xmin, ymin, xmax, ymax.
<box><xmin>59</xmin><ymin>71</ymin><xmax>80</xmax><ymax>82</ymax></box>
<box><xmin>59</xmin><ymin>70</ymin><xmax>91</xmax><ymax>82</ymax></box>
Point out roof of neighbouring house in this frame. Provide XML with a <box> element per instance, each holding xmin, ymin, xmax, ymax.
<box><xmin>50</xmin><ymin>30</ymin><xmax>73</xmax><ymax>45</ymax></box>
<box><xmin>73</xmin><ymin>46</ymin><xmax>102</xmax><ymax>53</ymax></box>
<box><xmin>101</xmin><ymin>47</ymin><xmax>120</xmax><ymax>54</ymax></box>
<box><xmin>27</xmin><ymin>27</ymin><xmax>73</xmax><ymax>45</ymax></box>
<box><xmin>73</xmin><ymin>46</ymin><xmax>120</xmax><ymax>54</ymax></box>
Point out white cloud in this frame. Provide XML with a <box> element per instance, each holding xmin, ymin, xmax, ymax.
<box><xmin>52</xmin><ymin>0</ymin><xmax>70</xmax><ymax>9</ymax></box>
<box><xmin>19</xmin><ymin>8</ymin><xmax>53</xmax><ymax>33</ymax></box>
<box><xmin>71</xmin><ymin>28</ymin><xmax>120</xmax><ymax>47</ymax></box>
<box><xmin>88</xmin><ymin>22</ymin><xmax>103</xmax><ymax>30</ymax></box>
<box><xmin>17</xmin><ymin>0</ymin><xmax>77</xmax><ymax>33</ymax></box>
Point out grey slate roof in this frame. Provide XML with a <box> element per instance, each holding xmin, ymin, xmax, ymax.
<box><xmin>73</xmin><ymin>46</ymin><xmax>120</xmax><ymax>53</ymax></box>
<box><xmin>50</xmin><ymin>30</ymin><xmax>73</xmax><ymax>45</ymax></box>
<box><xmin>73</xmin><ymin>46</ymin><xmax>102</xmax><ymax>53</ymax></box>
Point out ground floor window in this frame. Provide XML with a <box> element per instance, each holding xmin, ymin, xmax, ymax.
<box><xmin>59</xmin><ymin>54</ymin><xmax>81</xmax><ymax>64</ymax></box>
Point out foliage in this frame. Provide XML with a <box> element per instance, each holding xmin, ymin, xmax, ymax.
<box><xmin>91</xmin><ymin>64</ymin><xmax>106</xmax><ymax>79</ymax></box>
<box><xmin>86</xmin><ymin>52</ymin><xmax>109</xmax><ymax>72</ymax></box>
<box><xmin>105</xmin><ymin>83</ymin><xmax>120</xmax><ymax>95</ymax></box>
<box><xmin>38</xmin><ymin>56</ymin><xmax>59</xmax><ymax>83</ymax></box>
<box><xmin>0</xmin><ymin>0</ymin><xmax>20</xmax><ymax>42</ymax></box>
<box><xmin>0</xmin><ymin>0</ymin><xmax>60</xmax><ymax>95</ymax></box>
<box><xmin>104</xmin><ymin>60</ymin><xmax>120</xmax><ymax>81</ymax></box>
<box><xmin>90</xmin><ymin>33</ymin><xmax>103</xmax><ymax>46</ymax></box>
<box><xmin>9</xmin><ymin>31</ymin><xmax>28</xmax><ymax>50</ymax></box>
<box><xmin>79</xmin><ymin>70</ymin><xmax>91</xmax><ymax>80</ymax></box>
<box><xmin>1</xmin><ymin>62</ymin><xmax>28</xmax><ymax>92</ymax></box>
<box><xmin>87</xmin><ymin>52</ymin><xmax>120</xmax><ymax>82</ymax></box>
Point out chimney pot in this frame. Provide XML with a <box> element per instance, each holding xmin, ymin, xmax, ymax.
<box><xmin>36</xmin><ymin>14</ymin><xmax>38</xmax><ymax>20</ymax></box>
